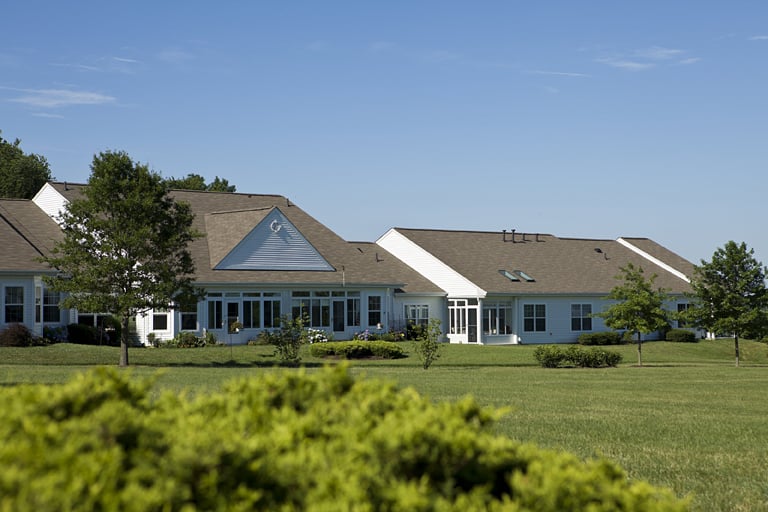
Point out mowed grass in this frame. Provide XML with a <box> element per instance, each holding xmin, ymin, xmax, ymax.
<box><xmin>2</xmin><ymin>339</ymin><xmax>768</xmax><ymax>511</ymax></box>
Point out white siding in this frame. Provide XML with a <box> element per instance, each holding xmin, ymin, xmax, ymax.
<box><xmin>517</xmin><ymin>296</ymin><xmax>611</xmax><ymax>344</ymax></box>
<box><xmin>376</xmin><ymin>229</ymin><xmax>485</xmax><ymax>298</ymax></box>
<box><xmin>32</xmin><ymin>183</ymin><xmax>69</xmax><ymax>223</ymax></box>
<box><xmin>617</xmin><ymin>238</ymin><xmax>690</xmax><ymax>283</ymax></box>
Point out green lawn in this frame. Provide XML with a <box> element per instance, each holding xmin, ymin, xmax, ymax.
<box><xmin>2</xmin><ymin>339</ymin><xmax>767</xmax><ymax>511</ymax></box>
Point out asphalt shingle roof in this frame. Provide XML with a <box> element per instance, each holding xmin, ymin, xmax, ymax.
<box><xmin>0</xmin><ymin>199</ymin><xmax>63</xmax><ymax>272</ymax></box>
<box><xmin>46</xmin><ymin>182</ymin><xmax>440</xmax><ymax>292</ymax></box>
<box><xmin>391</xmin><ymin>228</ymin><xmax>694</xmax><ymax>295</ymax></box>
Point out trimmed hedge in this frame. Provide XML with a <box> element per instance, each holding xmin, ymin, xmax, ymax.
<box><xmin>666</xmin><ymin>328</ymin><xmax>698</xmax><ymax>343</ymax></box>
<box><xmin>0</xmin><ymin>367</ymin><xmax>686</xmax><ymax>511</ymax></box>
<box><xmin>534</xmin><ymin>344</ymin><xmax>623</xmax><ymax>368</ymax></box>
<box><xmin>309</xmin><ymin>340</ymin><xmax>406</xmax><ymax>359</ymax></box>
<box><xmin>578</xmin><ymin>331</ymin><xmax>625</xmax><ymax>345</ymax></box>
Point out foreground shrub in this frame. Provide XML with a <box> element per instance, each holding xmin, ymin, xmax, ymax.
<box><xmin>534</xmin><ymin>344</ymin><xmax>623</xmax><ymax>368</ymax></box>
<box><xmin>309</xmin><ymin>340</ymin><xmax>406</xmax><ymax>359</ymax></box>
<box><xmin>0</xmin><ymin>366</ymin><xmax>686</xmax><ymax>511</ymax></box>
<box><xmin>666</xmin><ymin>329</ymin><xmax>698</xmax><ymax>343</ymax></box>
<box><xmin>0</xmin><ymin>323</ymin><xmax>35</xmax><ymax>347</ymax></box>
<box><xmin>578</xmin><ymin>331</ymin><xmax>624</xmax><ymax>346</ymax></box>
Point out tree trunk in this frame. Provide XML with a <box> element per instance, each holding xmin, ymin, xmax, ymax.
<box><xmin>734</xmin><ymin>334</ymin><xmax>740</xmax><ymax>368</ymax></box>
<box><xmin>636</xmin><ymin>331</ymin><xmax>643</xmax><ymax>367</ymax></box>
<box><xmin>119</xmin><ymin>316</ymin><xmax>130</xmax><ymax>367</ymax></box>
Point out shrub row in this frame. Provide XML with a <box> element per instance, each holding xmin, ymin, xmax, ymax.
<box><xmin>157</xmin><ymin>330</ymin><xmax>218</xmax><ymax>348</ymax></box>
<box><xmin>665</xmin><ymin>328</ymin><xmax>698</xmax><ymax>343</ymax></box>
<box><xmin>0</xmin><ymin>322</ymin><xmax>123</xmax><ymax>347</ymax></box>
<box><xmin>0</xmin><ymin>366</ymin><xmax>686</xmax><ymax>511</ymax></box>
<box><xmin>577</xmin><ymin>331</ymin><xmax>625</xmax><ymax>346</ymax></box>
<box><xmin>309</xmin><ymin>340</ymin><xmax>407</xmax><ymax>359</ymax></box>
<box><xmin>534</xmin><ymin>344</ymin><xmax>623</xmax><ymax>368</ymax></box>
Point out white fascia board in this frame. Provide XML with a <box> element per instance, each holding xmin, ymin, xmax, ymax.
<box><xmin>376</xmin><ymin>228</ymin><xmax>486</xmax><ymax>298</ymax></box>
<box><xmin>616</xmin><ymin>237</ymin><xmax>690</xmax><ymax>283</ymax></box>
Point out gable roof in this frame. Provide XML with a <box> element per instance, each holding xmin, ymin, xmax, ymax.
<box><xmin>379</xmin><ymin>228</ymin><xmax>694</xmax><ymax>296</ymax></box>
<box><xmin>0</xmin><ymin>199</ymin><xmax>63</xmax><ymax>272</ymax></box>
<box><xmin>43</xmin><ymin>182</ymin><xmax>427</xmax><ymax>289</ymax></box>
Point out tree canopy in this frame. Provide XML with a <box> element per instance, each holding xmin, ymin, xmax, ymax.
<box><xmin>43</xmin><ymin>151</ymin><xmax>200</xmax><ymax>366</ymax></box>
<box><xmin>0</xmin><ymin>131</ymin><xmax>53</xmax><ymax>199</ymax></box>
<box><xmin>595</xmin><ymin>263</ymin><xmax>670</xmax><ymax>366</ymax></box>
<box><xmin>687</xmin><ymin>241</ymin><xmax>768</xmax><ymax>366</ymax></box>
<box><xmin>164</xmin><ymin>172</ymin><xmax>236</xmax><ymax>192</ymax></box>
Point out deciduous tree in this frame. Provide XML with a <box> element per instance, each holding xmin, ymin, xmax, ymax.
<box><xmin>596</xmin><ymin>263</ymin><xmax>670</xmax><ymax>367</ymax></box>
<box><xmin>165</xmin><ymin>172</ymin><xmax>236</xmax><ymax>192</ymax></box>
<box><xmin>43</xmin><ymin>151</ymin><xmax>200</xmax><ymax>366</ymax></box>
<box><xmin>687</xmin><ymin>241</ymin><xmax>768</xmax><ymax>367</ymax></box>
<box><xmin>0</xmin><ymin>131</ymin><xmax>52</xmax><ymax>198</ymax></box>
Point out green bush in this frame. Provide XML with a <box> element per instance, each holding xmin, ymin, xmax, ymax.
<box><xmin>578</xmin><ymin>331</ymin><xmax>624</xmax><ymax>346</ymax></box>
<box><xmin>162</xmin><ymin>331</ymin><xmax>213</xmax><ymax>348</ymax></box>
<box><xmin>0</xmin><ymin>323</ymin><xmax>35</xmax><ymax>347</ymax></box>
<box><xmin>66</xmin><ymin>323</ymin><xmax>99</xmax><ymax>345</ymax></box>
<box><xmin>533</xmin><ymin>345</ymin><xmax>568</xmax><ymax>368</ymax></box>
<box><xmin>0</xmin><ymin>366</ymin><xmax>686</xmax><ymax>511</ymax></box>
<box><xmin>309</xmin><ymin>340</ymin><xmax>406</xmax><ymax>359</ymax></box>
<box><xmin>534</xmin><ymin>344</ymin><xmax>623</xmax><ymax>368</ymax></box>
<box><xmin>666</xmin><ymin>329</ymin><xmax>698</xmax><ymax>343</ymax></box>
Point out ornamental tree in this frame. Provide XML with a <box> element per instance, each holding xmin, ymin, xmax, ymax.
<box><xmin>596</xmin><ymin>263</ymin><xmax>670</xmax><ymax>367</ymax></box>
<box><xmin>43</xmin><ymin>151</ymin><xmax>200</xmax><ymax>366</ymax></box>
<box><xmin>687</xmin><ymin>241</ymin><xmax>768</xmax><ymax>367</ymax></box>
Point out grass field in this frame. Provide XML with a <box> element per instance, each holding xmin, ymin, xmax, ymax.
<box><xmin>2</xmin><ymin>339</ymin><xmax>767</xmax><ymax>511</ymax></box>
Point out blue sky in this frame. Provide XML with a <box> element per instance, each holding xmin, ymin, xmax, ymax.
<box><xmin>2</xmin><ymin>2</ymin><xmax>767</xmax><ymax>265</ymax></box>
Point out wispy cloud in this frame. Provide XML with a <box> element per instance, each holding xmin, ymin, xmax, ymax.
<box><xmin>112</xmin><ymin>56</ymin><xmax>140</xmax><ymax>64</ymax></box>
<box><xmin>50</xmin><ymin>62</ymin><xmax>101</xmax><ymax>72</ymax></box>
<box><xmin>597</xmin><ymin>45</ymin><xmax>698</xmax><ymax>71</ymax></box>
<box><xmin>2</xmin><ymin>87</ymin><xmax>115</xmax><ymax>108</ymax></box>
<box><xmin>527</xmin><ymin>69</ymin><xmax>590</xmax><ymax>78</ymax></box>
<box><xmin>635</xmin><ymin>46</ymin><xmax>683</xmax><ymax>60</ymax></box>
<box><xmin>156</xmin><ymin>48</ymin><xmax>195</xmax><ymax>63</ymax></box>
<box><xmin>749</xmin><ymin>35</ymin><xmax>768</xmax><ymax>41</ymax></box>
<box><xmin>597</xmin><ymin>58</ymin><xmax>655</xmax><ymax>71</ymax></box>
<box><xmin>31</xmin><ymin>112</ymin><xmax>65</xmax><ymax>119</ymax></box>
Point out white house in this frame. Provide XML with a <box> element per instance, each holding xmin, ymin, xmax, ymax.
<box><xmin>0</xmin><ymin>182</ymin><xmax>695</xmax><ymax>346</ymax></box>
<box><xmin>377</xmin><ymin>228</ymin><xmax>694</xmax><ymax>345</ymax></box>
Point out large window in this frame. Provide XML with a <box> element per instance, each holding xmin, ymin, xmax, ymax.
<box><xmin>571</xmin><ymin>303</ymin><xmax>592</xmax><ymax>331</ymax></box>
<box><xmin>152</xmin><ymin>309</ymin><xmax>169</xmax><ymax>331</ymax></box>
<box><xmin>4</xmin><ymin>286</ymin><xmax>23</xmax><ymax>323</ymax></box>
<box><xmin>43</xmin><ymin>289</ymin><xmax>61</xmax><ymax>323</ymax></box>
<box><xmin>368</xmin><ymin>295</ymin><xmax>382</xmax><ymax>326</ymax></box>
<box><xmin>292</xmin><ymin>291</ymin><xmax>330</xmax><ymax>328</ymax></box>
<box><xmin>677</xmin><ymin>303</ymin><xmax>690</xmax><ymax>328</ymax></box>
<box><xmin>405</xmin><ymin>304</ymin><xmax>429</xmax><ymax>329</ymax></box>
<box><xmin>483</xmin><ymin>303</ymin><xmax>513</xmax><ymax>335</ymax></box>
<box><xmin>180</xmin><ymin>299</ymin><xmax>198</xmax><ymax>331</ymax></box>
<box><xmin>523</xmin><ymin>304</ymin><xmax>546</xmax><ymax>332</ymax></box>
<box><xmin>207</xmin><ymin>293</ymin><xmax>223</xmax><ymax>329</ymax></box>
<box><xmin>346</xmin><ymin>292</ymin><xmax>360</xmax><ymax>327</ymax></box>
<box><xmin>263</xmin><ymin>293</ymin><xmax>281</xmax><ymax>328</ymax></box>
<box><xmin>243</xmin><ymin>293</ymin><xmax>261</xmax><ymax>329</ymax></box>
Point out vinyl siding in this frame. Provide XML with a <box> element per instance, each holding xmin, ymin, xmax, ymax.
<box><xmin>377</xmin><ymin>229</ymin><xmax>485</xmax><ymax>298</ymax></box>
